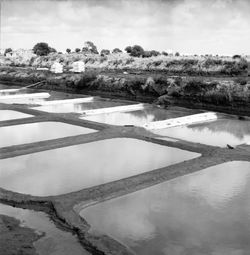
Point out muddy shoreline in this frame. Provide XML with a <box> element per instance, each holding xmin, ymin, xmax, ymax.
<box><xmin>0</xmin><ymin>214</ymin><xmax>41</xmax><ymax>255</ymax></box>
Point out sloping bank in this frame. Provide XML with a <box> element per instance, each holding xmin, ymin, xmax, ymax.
<box><xmin>0</xmin><ymin>67</ymin><xmax>250</xmax><ymax>116</ymax></box>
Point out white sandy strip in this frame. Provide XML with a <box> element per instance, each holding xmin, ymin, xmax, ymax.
<box><xmin>0</xmin><ymin>92</ymin><xmax>50</xmax><ymax>100</ymax></box>
<box><xmin>0</xmin><ymin>88</ymin><xmax>23</xmax><ymax>93</ymax></box>
<box><xmin>36</xmin><ymin>97</ymin><xmax>94</xmax><ymax>106</ymax></box>
<box><xmin>144</xmin><ymin>112</ymin><xmax>218</xmax><ymax>130</ymax></box>
<box><xmin>80</xmin><ymin>103</ymin><xmax>145</xmax><ymax>116</ymax></box>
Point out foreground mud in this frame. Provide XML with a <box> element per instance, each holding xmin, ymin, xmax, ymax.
<box><xmin>0</xmin><ymin>214</ymin><xmax>41</xmax><ymax>255</ymax></box>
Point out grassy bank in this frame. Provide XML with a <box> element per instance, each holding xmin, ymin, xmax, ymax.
<box><xmin>0</xmin><ymin>67</ymin><xmax>250</xmax><ymax>116</ymax></box>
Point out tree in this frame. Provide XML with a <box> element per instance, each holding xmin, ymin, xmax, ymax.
<box><xmin>143</xmin><ymin>50</ymin><xmax>160</xmax><ymax>57</ymax></box>
<box><xmin>232</xmin><ymin>55</ymin><xmax>241</xmax><ymax>59</ymax></box>
<box><xmin>84</xmin><ymin>41</ymin><xmax>98</xmax><ymax>54</ymax></box>
<box><xmin>125</xmin><ymin>46</ymin><xmax>132</xmax><ymax>53</ymax></box>
<box><xmin>75</xmin><ymin>48</ymin><xmax>81</xmax><ymax>53</ymax></box>
<box><xmin>112</xmin><ymin>48</ymin><xmax>122</xmax><ymax>54</ymax></box>
<box><xmin>33</xmin><ymin>42</ymin><xmax>51</xmax><ymax>56</ymax></box>
<box><xmin>125</xmin><ymin>45</ymin><xmax>144</xmax><ymax>57</ymax></box>
<box><xmin>49</xmin><ymin>47</ymin><xmax>57</xmax><ymax>53</ymax></box>
<box><xmin>82</xmin><ymin>47</ymin><xmax>89</xmax><ymax>53</ymax></box>
<box><xmin>175</xmin><ymin>52</ymin><xmax>180</xmax><ymax>57</ymax></box>
<box><xmin>100</xmin><ymin>49</ymin><xmax>110</xmax><ymax>56</ymax></box>
<box><xmin>4</xmin><ymin>48</ymin><xmax>12</xmax><ymax>56</ymax></box>
<box><xmin>162</xmin><ymin>51</ymin><xmax>169</xmax><ymax>56</ymax></box>
<box><xmin>150</xmin><ymin>50</ymin><xmax>160</xmax><ymax>57</ymax></box>
<box><xmin>66</xmin><ymin>48</ymin><xmax>71</xmax><ymax>54</ymax></box>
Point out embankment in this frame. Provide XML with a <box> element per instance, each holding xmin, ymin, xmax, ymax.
<box><xmin>0</xmin><ymin>67</ymin><xmax>250</xmax><ymax>116</ymax></box>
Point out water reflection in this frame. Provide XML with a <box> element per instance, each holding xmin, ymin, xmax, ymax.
<box><xmin>152</xmin><ymin>118</ymin><xmax>250</xmax><ymax>147</ymax></box>
<box><xmin>81</xmin><ymin>161</ymin><xmax>250</xmax><ymax>255</ymax></box>
<box><xmin>0</xmin><ymin>110</ymin><xmax>33</xmax><ymax>121</ymax></box>
<box><xmin>82</xmin><ymin>106</ymin><xmax>198</xmax><ymax>126</ymax></box>
<box><xmin>0</xmin><ymin>203</ymin><xmax>85</xmax><ymax>255</ymax></box>
<box><xmin>34</xmin><ymin>100</ymin><xmax>129</xmax><ymax>113</ymax></box>
<box><xmin>0</xmin><ymin>138</ymin><xmax>199</xmax><ymax>196</ymax></box>
<box><xmin>0</xmin><ymin>121</ymin><xmax>95</xmax><ymax>147</ymax></box>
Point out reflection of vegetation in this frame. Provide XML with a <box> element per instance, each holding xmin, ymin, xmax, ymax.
<box><xmin>128</xmin><ymin>107</ymin><xmax>196</xmax><ymax>122</ymax></box>
<box><xmin>191</xmin><ymin>119</ymin><xmax>250</xmax><ymax>139</ymax></box>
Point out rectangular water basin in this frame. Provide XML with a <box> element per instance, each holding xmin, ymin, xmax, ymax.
<box><xmin>81</xmin><ymin>106</ymin><xmax>199</xmax><ymax>126</ymax></box>
<box><xmin>0</xmin><ymin>121</ymin><xmax>95</xmax><ymax>147</ymax></box>
<box><xmin>0</xmin><ymin>110</ymin><xmax>33</xmax><ymax>121</ymax></box>
<box><xmin>33</xmin><ymin>99</ymin><xmax>131</xmax><ymax>113</ymax></box>
<box><xmin>0</xmin><ymin>138</ymin><xmax>199</xmax><ymax>196</ymax></box>
<box><xmin>80</xmin><ymin>161</ymin><xmax>250</xmax><ymax>255</ymax></box>
<box><xmin>151</xmin><ymin>118</ymin><xmax>250</xmax><ymax>147</ymax></box>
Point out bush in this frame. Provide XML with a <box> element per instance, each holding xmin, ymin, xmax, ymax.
<box><xmin>236</xmin><ymin>77</ymin><xmax>247</xmax><ymax>86</ymax></box>
<box><xmin>4</xmin><ymin>48</ymin><xmax>12</xmax><ymax>56</ymax></box>
<box><xmin>100</xmin><ymin>49</ymin><xmax>110</xmax><ymax>56</ymax></box>
<box><xmin>76</xmin><ymin>72</ymin><xmax>97</xmax><ymax>89</ymax></box>
<box><xmin>125</xmin><ymin>45</ymin><xmax>144</xmax><ymax>57</ymax></box>
<box><xmin>66</xmin><ymin>48</ymin><xmax>71</xmax><ymax>54</ymax></box>
<box><xmin>112</xmin><ymin>48</ymin><xmax>122</xmax><ymax>54</ymax></box>
<box><xmin>75</xmin><ymin>48</ymin><xmax>81</xmax><ymax>53</ymax></box>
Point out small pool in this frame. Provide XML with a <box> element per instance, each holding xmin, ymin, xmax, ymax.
<box><xmin>0</xmin><ymin>203</ymin><xmax>86</xmax><ymax>255</ymax></box>
<box><xmin>152</xmin><ymin>118</ymin><xmax>250</xmax><ymax>147</ymax></box>
<box><xmin>81</xmin><ymin>161</ymin><xmax>250</xmax><ymax>255</ymax></box>
<box><xmin>0</xmin><ymin>110</ymin><xmax>33</xmax><ymax>121</ymax></box>
<box><xmin>0</xmin><ymin>121</ymin><xmax>95</xmax><ymax>147</ymax></box>
<box><xmin>34</xmin><ymin>99</ymin><xmax>131</xmax><ymax>113</ymax></box>
<box><xmin>0</xmin><ymin>138</ymin><xmax>199</xmax><ymax>196</ymax></box>
<box><xmin>82</xmin><ymin>106</ymin><xmax>199</xmax><ymax>126</ymax></box>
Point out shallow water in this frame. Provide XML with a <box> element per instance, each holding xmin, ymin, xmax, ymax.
<box><xmin>34</xmin><ymin>99</ymin><xmax>130</xmax><ymax>113</ymax></box>
<box><xmin>81</xmin><ymin>161</ymin><xmax>250</xmax><ymax>255</ymax></box>
<box><xmin>0</xmin><ymin>138</ymin><xmax>199</xmax><ymax>196</ymax></box>
<box><xmin>0</xmin><ymin>110</ymin><xmax>33</xmax><ymax>121</ymax></box>
<box><xmin>0</xmin><ymin>203</ymin><xmax>86</xmax><ymax>255</ymax></box>
<box><xmin>152</xmin><ymin>118</ymin><xmax>250</xmax><ymax>147</ymax></box>
<box><xmin>82</xmin><ymin>106</ymin><xmax>199</xmax><ymax>126</ymax></box>
<box><xmin>0</xmin><ymin>121</ymin><xmax>95</xmax><ymax>147</ymax></box>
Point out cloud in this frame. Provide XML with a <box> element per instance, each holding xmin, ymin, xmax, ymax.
<box><xmin>1</xmin><ymin>0</ymin><xmax>250</xmax><ymax>55</ymax></box>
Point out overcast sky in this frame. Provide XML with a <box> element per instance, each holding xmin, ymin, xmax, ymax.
<box><xmin>1</xmin><ymin>0</ymin><xmax>250</xmax><ymax>55</ymax></box>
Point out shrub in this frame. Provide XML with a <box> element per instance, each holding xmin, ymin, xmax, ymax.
<box><xmin>236</xmin><ymin>77</ymin><xmax>247</xmax><ymax>86</ymax></box>
<box><xmin>76</xmin><ymin>72</ymin><xmax>97</xmax><ymax>89</ymax></box>
<box><xmin>125</xmin><ymin>45</ymin><xmax>144</xmax><ymax>57</ymax></box>
<box><xmin>66</xmin><ymin>48</ymin><xmax>71</xmax><ymax>54</ymax></box>
<box><xmin>112</xmin><ymin>48</ymin><xmax>122</xmax><ymax>54</ymax></box>
<box><xmin>4</xmin><ymin>48</ymin><xmax>12</xmax><ymax>56</ymax></box>
<box><xmin>75</xmin><ymin>48</ymin><xmax>81</xmax><ymax>53</ymax></box>
<box><xmin>100</xmin><ymin>49</ymin><xmax>110</xmax><ymax>56</ymax></box>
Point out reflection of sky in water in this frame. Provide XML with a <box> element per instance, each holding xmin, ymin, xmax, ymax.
<box><xmin>34</xmin><ymin>100</ymin><xmax>129</xmax><ymax>113</ymax></box>
<box><xmin>0</xmin><ymin>138</ymin><xmax>199</xmax><ymax>196</ymax></box>
<box><xmin>0</xmin><ymin>121</ymin><xmax>95</xmax><ymax>147</ymax></box>
<box><xmin>0</xmin><ymin>203</ymin><xmax>85</xmax><ymax>255</ymax></box>
<box><xmin>152</xmin><ymin>119</ymin><xmax>250</xmax><ymax>147</ymax></box>
<box><xmin>82</xmin><ymin>107</ymin><xmax>198</xmax><ymax>126</ymax></box>
<box><xmin>81</xmin><ymin>161</ymin><xmax>250</xmax><ymax>255</ymax></box>
<box><xmin>0</xmin><ymin>110</ymin><xmax>33</xmax><ymax>121</ymax></box>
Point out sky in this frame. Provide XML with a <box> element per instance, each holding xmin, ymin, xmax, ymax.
<box><xmin>1</xmin><ymin>0</ymin><xmax>250</xmax><ymax>55</ymax></box>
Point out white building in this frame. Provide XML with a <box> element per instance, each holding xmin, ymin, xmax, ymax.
<box><xmin>72</xmin><ymin>61</ymin><xmax>85</xmax><ymax>73</ymax></box>
<box><xmin>51</xmin><ymin>62</ymin><xmax>63</xmax><ymax>73</ymax></box>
